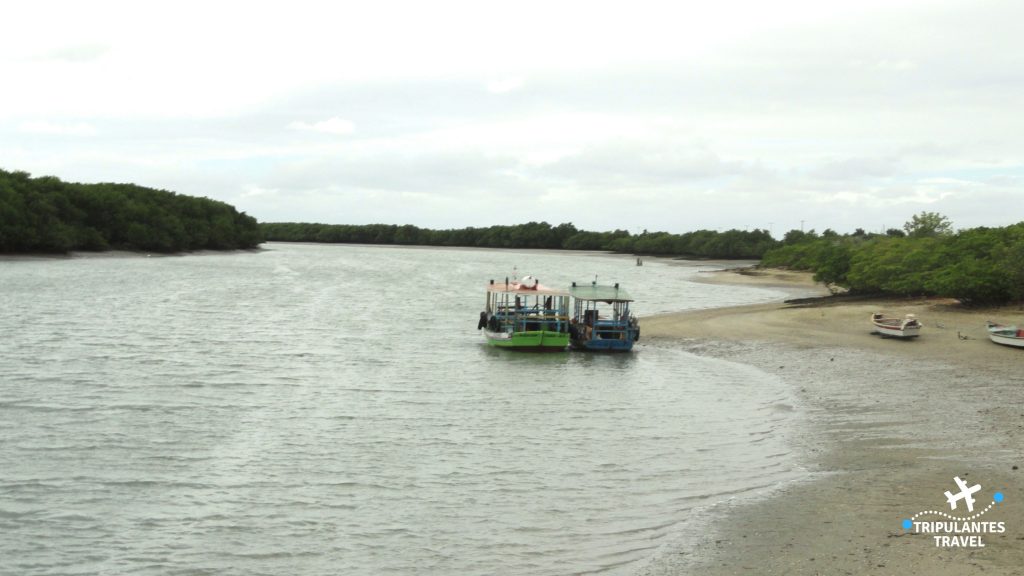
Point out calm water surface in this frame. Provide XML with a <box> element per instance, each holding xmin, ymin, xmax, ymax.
<box><xmin>1</xmin><ymin>243</ymin><xmax>806</xmax><ymax>575</ymax></box>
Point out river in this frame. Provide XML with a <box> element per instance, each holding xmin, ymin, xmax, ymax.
<box><xmin>1</xmin><ymin>243</ymin><xmax>806</xmax><ymax>575</ymax></box>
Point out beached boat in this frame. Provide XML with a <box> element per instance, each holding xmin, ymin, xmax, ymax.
<box><xmin>870</xmin><ymin>312</ymin><xmax>921</xmax><ymax>338</ymax></box>
<box><xmin>986</xmin><ymin>321</ymin><xmax>1024</xmax><ymax>348</ymax></box>
<box><xmin>568</xmin><ymin>282</ymin><xmax>639</xmax><ymax>351</ymax></box>
<box><xmin>478</xmin><ymin>276</ymin><xmax>570</xmax><ymax>351</ymax></box>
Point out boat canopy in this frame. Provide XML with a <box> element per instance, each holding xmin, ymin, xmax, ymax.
<box><xmin>569</xmin><ymin>284</ymin><xmax>633</xmax><ymax>302</ymax></box>
<box><xmin>486</xmin><ymin>279</ymin><xmax>569</xmax><ymax>296</ymax></box>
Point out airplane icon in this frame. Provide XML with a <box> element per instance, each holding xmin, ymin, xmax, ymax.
<box><xmin>944</xmin><ymin>476</ymin><xmax>981</xmax><ymax>512</ymax></box>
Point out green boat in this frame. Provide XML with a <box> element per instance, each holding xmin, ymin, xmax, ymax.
<box><xmin>477</xmin><ymin>276</ymin><xmax>570</xmax><ymax>351</ymax></box>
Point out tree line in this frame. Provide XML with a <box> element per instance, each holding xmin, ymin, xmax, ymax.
<box><xmin>761</xmin><ymin>212</ymin><xmax>1024</xmax><ymax>305</ymax></box>
<box><xmin>0</xmin><ymin>169</ymin><xmax>263</xmax><ymax>253</ymax></box>
<box><xmin>8</xmin><ymin>170</ymin><xmax>1020</xmax><ymax>305</ymax></box>
<box><xmin>260</xmin><ymin>221</ymin><xmax>778</xmax><ymax>259</ymax></box>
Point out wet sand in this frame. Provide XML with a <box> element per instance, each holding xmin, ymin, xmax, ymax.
<box><xmin>636</xmin><ymin>269</ymin><xmax>1024</xmax><ymax>575</ymax></box>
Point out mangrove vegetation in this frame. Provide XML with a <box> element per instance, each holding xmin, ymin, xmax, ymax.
<box><xmin>262</xmin><ymin>215</ymin><xmax>1024</xmax><ymax>305</ymax></box>
<box><xmin>6</xmin><ymin>169</ymin><xmax>1022</xmax><ymax>306</ymax></box>
<box><xmin>260</xmin><ymin>221</ymin><xmax>777</xmax><ymax>260</ymax></box>
<box><xmin>0</xmin><ymin>169</ymin><xmax>263</xmax><ymax>253</ymax></box>
<box><xmin>760</xmin><ymin>212</ymin><xmax>1024</xmax><ymax>305</ymax></box>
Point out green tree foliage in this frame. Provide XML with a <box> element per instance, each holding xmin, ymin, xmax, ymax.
<box><xmin>846</xmin><ymin>236</ymin><xmax>944</xmax><ymax>295</ymax></box>
<box><xmin>994</xmin><ymin>225</ymin><xmax>1024</xmax><ymax>306</ymax></box>
<box><xmin>761</xmin><ymin>229</ymin><xmax>856</xmax><ymax>284</ymax></box>
<box><xmin>261</xmin><ymin>222</ymin><xmax>779</xmax><ymax>259</ymax></box>
<box><xmin>0</xmin><ymin>169</ymin><xmax>262</xmax><ymax>253</ymax></box>
<box><xmin>903</xmin><ymin>211</ymin><xmax>953</xmax><ymax>237</ymax></box>
<box><xmin>761</xmin><ymin>215</ymin><xmax>1024</xmax><ymax>304</ymax></box>
<box><xmin>782</xmin><ymin>229</ymin><xmax>819</xmax><ymax>244</ymax></box>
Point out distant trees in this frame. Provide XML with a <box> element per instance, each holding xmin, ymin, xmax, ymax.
<box><xmin>261</xmin><ymin>222</ymin><xmax>779</xmax><ymax>259</ymax></box>
<box><xmin>903</xmin><ymin>211</ymin><xmax>953</xmax><ymax>238</ymax></box>
<box><xmin>14</xmin><ymin>168</ymin><xmax>1017</xmax><ymax>306</ymax></box>
<box><xmin>0</xmin><ymin>169</ymin><xmax>262</xmax><ymax>253</ymax></box>
<box><xmin>14</xmin><ymin>168</ymin><xmax>1019</xmax><ymax>305</ymax></box>
<box><xmin>762</xmin><ymin>214</ymin><xmax>1024</xmax><ymax>304</ymax></box>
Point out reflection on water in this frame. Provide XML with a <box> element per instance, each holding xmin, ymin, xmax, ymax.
<box><xmin>479</xmin><ymin>344</ymin><xmax>572</xmax><ymax>361</ymax></box>
<box><xmin>0</xmin><ymin>244</ymin><xmax>803</xmax><ymax>575</ymax></box>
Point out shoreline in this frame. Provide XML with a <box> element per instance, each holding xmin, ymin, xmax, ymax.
<box><xmin>0</xmin><ymin>247</ymin><xmax>267</xmax><ymax>261</ymax></box>
<box><xmin>636</xmin><ymin>269</ymin><xmax>1024</xmax><ymax>575</ymax></box>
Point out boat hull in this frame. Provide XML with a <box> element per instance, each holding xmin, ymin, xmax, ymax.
<box><xmin>571</xmin><ymin>337</ymin><xmax>635</xmax><ymax>352</ymax></box>
<box><xmin>988</xmin><ymin>333</ymin><xmax>1024</xmax><ymax>348</ymax></box>
<box><xmin>484</xmin><ymin>330</ymin><xmax>569</xmax><ymax>351</ymax></box>
<box><xmin>569</xmin><ymin>323</ymin><xmax>639</xmax><ymax>352</ymax></box>
<box><xmin>872</xmin><ymin>323</ymin><xmax>921</xmax><ymax>338</ymax></box>
<box><xmin>987</xmin><ymin>325</ymin><xmax>1024</xmax><ymax>348</ymax></box>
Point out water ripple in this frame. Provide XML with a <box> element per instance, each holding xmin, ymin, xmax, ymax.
<box><xmin>0</xmin><ymin>244</ymin><xmax>803</xmax><ymax>576</ymax></box>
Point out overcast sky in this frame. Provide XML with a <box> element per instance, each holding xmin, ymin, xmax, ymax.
<box><xmin>2</xmin><ymin>0</ymin><xmax>1022</xmax><ymax>236</ymax></box>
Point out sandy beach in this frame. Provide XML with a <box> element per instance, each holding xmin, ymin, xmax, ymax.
<box><xmin>637</xmin><ymin>268</ymin><xmax>1024</xmax><ymax>575</ymax></box>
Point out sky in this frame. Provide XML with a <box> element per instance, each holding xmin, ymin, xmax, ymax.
<box><xmin>2</xmin><ymin>0</ymin><xmax>1023</xmax><ymax>237</ymax></box>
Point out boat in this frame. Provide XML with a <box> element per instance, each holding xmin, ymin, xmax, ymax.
<box><xmin>478</xmin><ymin>276</ymin><xmax>570</xmax><ymax>351</ymax></box>
<box><xmin>870</xmin><ymin>312</ymin><xmax>922</xmax><ymax>338</ymax></box>
<box><xmin>986</xmin><ymin>321</ymin><xmax>1024</xmax><ymax>348</ymax></box>
<box><xmin>567</xmin><ymin>281</ymin><xmax>640</xmax><ymax>351</ymax></box>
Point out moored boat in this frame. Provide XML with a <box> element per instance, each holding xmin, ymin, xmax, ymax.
<box><xmin>568</xmin><ymin>281</ymin><xmax>639</xmax><ymax>351</ymax></box>
<box><xmin>478</xmin><ymin>276</ymin><xmax>570</xmax><ymax>351</ymax></box>
<box><xmin>870</xmin><ymin>312</ymin><xmax>921</xmax><ymax>338</ymax></box>
<box><xmin>986</xmin><ymin>321</ymin><xmax>1024</xmax><ymax>348</ymax></box>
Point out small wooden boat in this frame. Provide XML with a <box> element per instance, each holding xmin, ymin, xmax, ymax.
<box><xmin>986</xmin><ymin>321</ymin><xmax>1024</xmax><ymax>348</ymax></box>
<box><xmin>478</xmin><ymin>276</ymin><xmax>570</xmax><ymax>351</ymax></box>
<box><xmin>870</xmin><ymin>312</ymin><xmax>921</xmax><ymax>338</ymax></box>
<box><xmin>568</xmin><ymin>281</ymin><xmax>639</xmax><ymax>351</ymax></box>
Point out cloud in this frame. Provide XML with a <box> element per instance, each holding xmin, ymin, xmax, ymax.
<box><xmin>848</xmin><ymin>58</ymin><xmax>916</xmax><ymax>72</ymax></box>
<box><xmin>286</xmin><ymin>117</ymin><xmax>356</xmax><ymax>135</ymax></box>
<box><xmin>40</xmin><ymin>43</ymin><xmax>111</xmax><ymax>63</ymax></box>
<box><xmin>264</xmin><ymin>148</ymin><xmax>524</xmax><ymax>197</ymax></box>
<box><xmin>3</xmin><ymin>0</ymin><xmax>1024</xmax><ymax>236</ymax></box>
<box><xmin>19</xmin><ymin>120</ymin><xmax>96</xmax><ymax>136</ymax></box>
<box><xmin>807</xmin><ymin>156</ymin><xmax>903</xmax><ymax>181</ymax></box>
<box><xmin>486</xmin><ymin>77</ymin><xmax>524</xmax><ymax>94</ymax></box>
<box><xmin>539</xmin><ymin>140</ymin><xmax>739</xmax><ymax>187</ymax></box>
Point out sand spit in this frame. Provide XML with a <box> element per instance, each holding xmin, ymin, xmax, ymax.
<box><xmin>636</xmin><ymin>269</ymin><xmax>1024</xmax><ymax>575</ymax></box>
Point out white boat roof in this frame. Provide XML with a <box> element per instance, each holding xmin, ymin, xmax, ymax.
<box><xmin>486</xmin><ymin>279</ymin><xmax>568</xmax><ymax>296</ymax></box>
<box><xmin>569</xmin><ymin>284</ymin><xmax>633</xmax><ymax>302</ymax></box>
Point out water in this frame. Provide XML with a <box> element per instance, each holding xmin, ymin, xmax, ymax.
<box><xmin>1</xmin><ymin>243</ymin><xmax>804</xmax><ymax>575</ymax></box>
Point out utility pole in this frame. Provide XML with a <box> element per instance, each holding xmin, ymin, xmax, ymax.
<box><xmin>801</xmin><ymin>220</ymin><xmax>805</xmax><ymax>232</ymax></box>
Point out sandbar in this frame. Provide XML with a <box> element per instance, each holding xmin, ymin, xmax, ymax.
<box><xmin>637</xmin><ymin>268</ymin><xmax>1024</xmax><ymax>575</ymax></box>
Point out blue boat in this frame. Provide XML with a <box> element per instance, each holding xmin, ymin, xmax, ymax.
<box><xmin>568</xmin><ymin>282</ymin><xmax>639</xmax><ymax>352</ymax></box>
